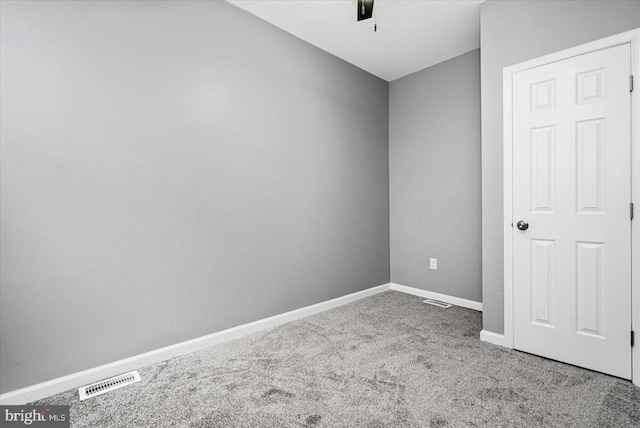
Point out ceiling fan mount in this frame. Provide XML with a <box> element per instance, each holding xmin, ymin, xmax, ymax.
<box><xmin>357</xmin><ymin>0</ymin><xmax>374</xmax><ymax>22</ymax></box>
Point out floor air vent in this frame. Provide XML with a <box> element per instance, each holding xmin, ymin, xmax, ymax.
<box><xmin>78</xmin><ymin>370</ymin><xmax>141</xmax><ymax>401</ymax></box>
<box><xmin>423</xmin><ymin>299</ymin><xmax>452</xmax><ymax>308</ymax></box>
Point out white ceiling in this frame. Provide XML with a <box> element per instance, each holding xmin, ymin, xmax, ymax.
<box><xmin>226</xmin><ymin>0</ymin><xmax>483</xmax><ymax>82</ymax></box>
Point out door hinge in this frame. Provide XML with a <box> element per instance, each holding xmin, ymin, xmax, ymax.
<box><xmin>631</xmin><ymin>75</ymin><xmax>634</xmax><ymax>92</ymax></box>
<box><xmin>632</xmin><ymin>331</ymin><xmax>635</xmax><ymax>347</ymax></box>
<box><xmin>632</xmin><ymin>202</ymin><xmax>635</xmax><ymax>220</ymax></box>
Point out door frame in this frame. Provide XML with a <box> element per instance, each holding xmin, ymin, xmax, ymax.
<box><xmin>503</xmin><ymin>28</ymin><xmax>640</xmax><ymax>385</ymax></box>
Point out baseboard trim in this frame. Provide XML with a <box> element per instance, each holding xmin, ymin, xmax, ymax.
<box><xmin>389</xmin><ymin>283</ymin><xmax>482</xmax><ymax>312</ymax></box>
<box><xmin>479</xmin><ymin>330</ymin><xmax>509</xmax><ymax>348</ymax></box>
<box><xmin>0</xmin><ymin>283</ymin><xmax>391</xmax><ymax>405</ymax></box>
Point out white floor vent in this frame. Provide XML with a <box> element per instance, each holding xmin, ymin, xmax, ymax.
<box><xmin>423</xmin><ymin>299</ymin><xmax>452</xmax><ymax>308</ymax></box>
<box><xmin>78</xmin><ymin>370</ymin><xmax>141</xmax><ymax>401</ymax></box>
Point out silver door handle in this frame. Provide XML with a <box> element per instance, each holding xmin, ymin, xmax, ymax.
<box><xmin>517</xmin><ymin>221</ymin><xmax>529</xmax><ymax>231</ymax></box>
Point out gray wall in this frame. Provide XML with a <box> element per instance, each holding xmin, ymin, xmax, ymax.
<box><xmin>480</xmin><ymin>0</ymin><xmax>640</xmax><ymax>334</ymax></box>
<box><xmin>390</xmin><ymin>49</ymin><xmax>482</xmax><ymax>303</ymax></box>
<box><xmin>0</xmin><ymin>0</ymin><xmax>390</xmax><ymax>393</ymax></box>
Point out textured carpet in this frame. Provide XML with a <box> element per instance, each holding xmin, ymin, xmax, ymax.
<box><xmin>35</xmin><ymin>291</ymin><xmax>639</xmax><ymax>427</ymax></box>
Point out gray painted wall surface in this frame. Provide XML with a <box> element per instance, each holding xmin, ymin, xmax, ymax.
<box><xmin>0</xmin><ymin>0</ymin><xmax>390</xmax><ymax>393</ymax></box>
<box><xmin>390</xmin><ymin>50</ymin><xmax>482</xmax><ymax>303</ymax></box>
<box><xmin>480</xmin><ymin>0</ymin><xmax>640</xmax><ymax>334</ymax></box>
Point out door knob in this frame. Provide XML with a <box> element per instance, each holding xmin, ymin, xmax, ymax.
<box><xmin>516</xmin><ymin>221</ymin><xmax>529</xmax><ymax>231</ymax></box>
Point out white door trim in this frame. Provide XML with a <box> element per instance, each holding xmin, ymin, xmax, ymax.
<box><xmin>503</xmin><ymin>28</ymin><xmax>640</xmax><ymax>385</ymax></box>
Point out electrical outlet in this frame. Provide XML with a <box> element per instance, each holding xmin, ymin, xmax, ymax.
<box><xmin>430</xmin><ymin>258</ymin><xmax>437</xmax><ymax>270</ymax></box>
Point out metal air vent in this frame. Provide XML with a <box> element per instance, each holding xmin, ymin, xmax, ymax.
<box><xmin>78</xmin><ymin>371</ymin><xmax>141</xmax><ymax>401</ymax></box>
<box><xmin>423</xmin><ymin>299</ymin><xmax>452</xmax><ymax>308</ymax></box>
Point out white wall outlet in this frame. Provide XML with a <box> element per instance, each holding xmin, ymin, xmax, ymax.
<box><xmin>430</xmin><ymin>258</ymin><xmax>437</xmax><ymax>270</ymax></box>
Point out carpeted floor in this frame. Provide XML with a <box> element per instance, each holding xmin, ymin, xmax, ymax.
<box><xmin>35</xmin><ymin>291</ymin><xmax>639</xmax><ymax>427</ymax></box>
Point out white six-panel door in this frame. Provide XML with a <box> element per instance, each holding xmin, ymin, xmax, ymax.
<box><xmin>512</xmin><ymin>44</ymin><xmax>632</xmax><ymax>379</ymax></box>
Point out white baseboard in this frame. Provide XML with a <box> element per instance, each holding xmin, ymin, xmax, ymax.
<box><xmin>0</xmin><ymin>283</ymin><xmax>391</xmax><ymax>405</ymax></box>
<box><xmin>389</xmin><ymin>283</ymin><xmax>482</xmax><ymax>312</ymax></box>
<box><xmin>479</xmin><ymin>330</ymin><xmax>509</xmax><ymax>348</ymax></box>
